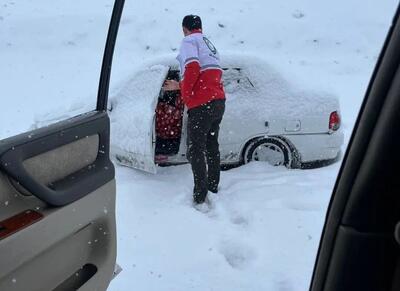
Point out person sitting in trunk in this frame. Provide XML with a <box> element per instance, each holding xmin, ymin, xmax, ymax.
<box><xmin>156</xmin><ymin>90</ymin><xmax>184</xmax><ymax>140</ymax></box>
<box><xmin>163</xmin><ymin>15</ymin><xmax>226</xmax><ymax>207</ymax></box>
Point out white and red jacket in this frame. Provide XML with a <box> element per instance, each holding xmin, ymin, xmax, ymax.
<box><xmin>177</xmin><ymin>30</ymin><xmax>225</xmax><ymax>109</ymax></box>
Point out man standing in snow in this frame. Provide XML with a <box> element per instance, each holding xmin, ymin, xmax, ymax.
<box><xmin>164</xmin><ymin>15</ymin><xmax>225</xmax><ymax>206</ymax></box>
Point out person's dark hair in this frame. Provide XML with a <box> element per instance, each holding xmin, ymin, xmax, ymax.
<box><xmin>182</xmin><ymin>15</ymin><xmax>202</xmax><ymax>31</ymax></box>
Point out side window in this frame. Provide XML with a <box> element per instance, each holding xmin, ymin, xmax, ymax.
<box><xmin>1</xmin><ymin>1</ymin><xmax>114</xmax><ymax>140</ymax></box>
<box><xmin>222</xmin><ymin>68</ymin><xmax>255</xmax><ymax>95</ymax></box>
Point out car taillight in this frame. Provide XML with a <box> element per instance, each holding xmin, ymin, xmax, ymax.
<box><xmin>329</xmin><ymin>111</ymin><xmax>340</xmax><ymax>132</ymax></box>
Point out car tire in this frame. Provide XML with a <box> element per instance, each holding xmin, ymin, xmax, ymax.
<box><xmin>243</xmin><ymin>137</ymin><xmax>297</xmax><ymax>168</ymax></box>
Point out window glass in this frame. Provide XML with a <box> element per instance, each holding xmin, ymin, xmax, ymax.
<box><xmin>223</xmin><ymin>68</ymin><xmax>255</xmax><ymax>94</ymax></box>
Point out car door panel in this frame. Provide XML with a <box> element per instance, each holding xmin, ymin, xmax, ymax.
<box><xmin>0</xmin><ymin>112</ymin><xmax>114</xmax><ymax>207</ymax></box>
<box><xmin>22</xmin><ymin>134</ymin><xmax>99</xmax><ymax>188</ymax></box>
<box><xmin>0</xmin><ymin>112</ymin><xmax>116</xmax><ymax>291</ymax></box>
<box><xmin>0</xmin><ymin>181</ymin><xmax>116</xmax><ymax>291</ymax></box>
<box><xmin>111</xmin><ymin>65</ymin><xmax>169</xmax><ymax>173</ymax></box>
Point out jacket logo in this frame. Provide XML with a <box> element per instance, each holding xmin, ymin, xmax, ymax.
<box><xmin>203</xmin><ymin>37</ymin><xmax>218</xmax><ymax>55</ymax></box>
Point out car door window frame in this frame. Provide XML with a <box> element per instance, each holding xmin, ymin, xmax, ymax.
<box><xmin>97</xmin><ymin>0</ymin><xmax>125</xmax><ymax>112</ymax></box>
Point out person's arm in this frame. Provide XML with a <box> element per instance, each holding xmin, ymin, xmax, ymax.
<box><xmin>163</xmin><ymin>38</ymin><xmax>200</xmax><ymax>101</ymax></box>
<box><xmin>163</xmin><ymin>79</ymin><xmax>180</xmax><ymax>91</ymax></box>
<box><xmin>180</xmin><ymin>61</ymin><xmax>200</xmax><ymax>104</ymax></box>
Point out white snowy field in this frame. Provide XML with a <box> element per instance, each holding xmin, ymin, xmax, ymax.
<box><xmin>109</xmin><ymin>162</ymin><xmax>338</xmax><ymax>291</ymax></box>
<box><xmin>1</xmin><ymin>0</ymin><xmax>399</xmax><ymax>290</ymax></box>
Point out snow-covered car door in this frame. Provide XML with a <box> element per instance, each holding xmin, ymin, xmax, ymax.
<box><xmin>110</xmin><ymin>65</ymin><xmax>169</xmax><ymax>173</ymax></box>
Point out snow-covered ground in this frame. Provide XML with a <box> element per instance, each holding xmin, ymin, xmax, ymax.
<box><xmin>1</xmin><ymin>0</ymin><xmax>398</xmax><ymax>290</ymax></box>
<box><xmin>110</xmin><ymin>162</ymin><xmax>338</xmax><ymax>291</ymax></box>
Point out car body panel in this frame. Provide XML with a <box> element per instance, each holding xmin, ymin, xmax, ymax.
<box><xmin>284</xmin><ymin>132</ymin><xmax>344</xmax><ymax>162</ymax></box>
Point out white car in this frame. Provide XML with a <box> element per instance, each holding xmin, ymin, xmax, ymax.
<box><xmin>109</xmin><ymin>55</ymin><xmax>344</xmax><ymax>173</ymax></box>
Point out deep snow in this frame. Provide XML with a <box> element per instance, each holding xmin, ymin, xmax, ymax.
<box><xmin>1</xmin><ymin>0</ymin><xmax>399</xmax><ymax>290</ymax></box>
<box><xmin>110</xmin><ymin>162</ymin><xmax>338</xmax><ymax>291</ymax></box>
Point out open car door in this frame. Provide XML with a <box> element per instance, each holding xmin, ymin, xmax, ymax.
<box><xmin>110</xmin><ymin>65</ymin><xmax>169</xmax><ymax>173</ymax></box>
<box><xmin>0</xmin><ymin>0</ymin><xmax>125</xmax><ymax>290</ymax></box>
<box><xmin>310</xmin><ymin>4</ymin><xmax>400</xmax><ymax>291</ymax></box>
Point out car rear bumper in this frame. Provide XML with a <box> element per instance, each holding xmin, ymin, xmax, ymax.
<box><xmin>284</xmin><ymin>131</ymin><xmax>344</xmax><ymax>164</ymax></box>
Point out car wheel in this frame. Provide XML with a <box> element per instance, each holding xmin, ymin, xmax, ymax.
<box><xmin>243</xmin><ymin>137</ymin><xmax>294</xmax><ymax>168</ymax></box>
